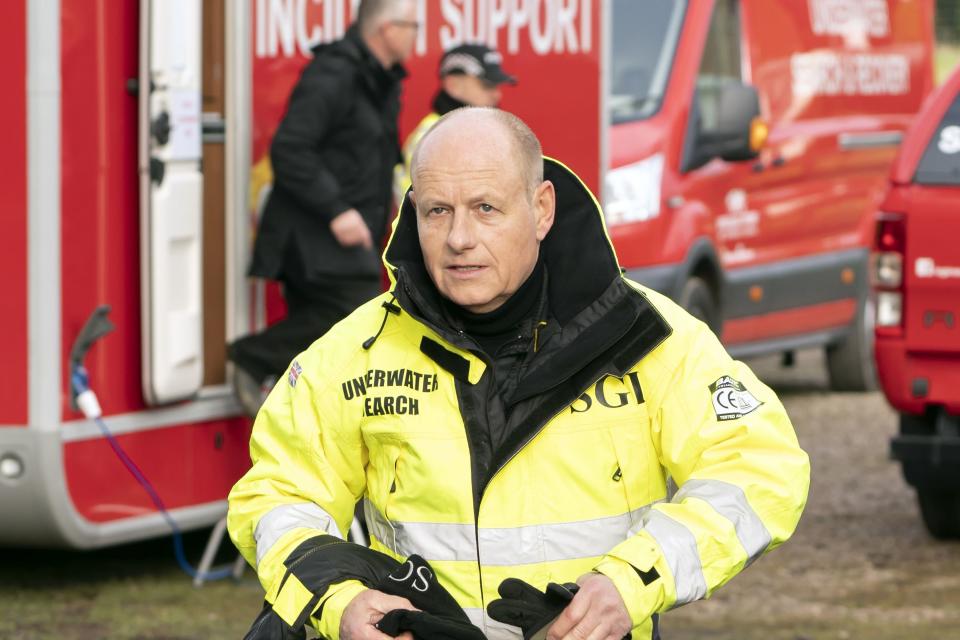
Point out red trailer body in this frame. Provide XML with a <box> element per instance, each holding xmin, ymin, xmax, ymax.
<box><xmin>0</xmin><ymin>0</ymin><xmax>934</xmax><ymax>548</ymax></box>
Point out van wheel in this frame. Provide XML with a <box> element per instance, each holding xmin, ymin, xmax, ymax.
<box><xmin>826</xmin><ymin>295</ymin><xmax>877</xmax><ymax>391</ymax></box>
<box><xmin>679</xmin><ymin>277</ymin><xmax>720</xmax><ymax>335</ymax></box>
<box><xmin>917</xmin><ymin>490</ymin><xmax>960</xmax><ymax>539</ymax></box>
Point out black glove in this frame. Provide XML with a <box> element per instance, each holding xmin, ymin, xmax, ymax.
<box><xmin>374</xmin><ymin>554</ymin><xmax>486</xmax><ymax>640</ymax></box>
<box><xmin>486</xmin><ymin>578</ymin><xmax>580</xmax><ymax>640</ymax></box>
<box><xmin>487</xmin><ymin>578</ymin><xmax>632</xmax><ymax>640</ymax></box>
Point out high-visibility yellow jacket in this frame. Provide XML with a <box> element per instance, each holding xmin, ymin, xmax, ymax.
<box><xmin>228</xmin><ymin>158</ymin><xmax>810</xmax><ymax>640</ymax></box>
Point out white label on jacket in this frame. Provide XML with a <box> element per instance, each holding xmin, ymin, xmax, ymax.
<box><xmin>709</xmin><ymin>376</ymin><xmax>762</xmax><ymax>421</ymax></box>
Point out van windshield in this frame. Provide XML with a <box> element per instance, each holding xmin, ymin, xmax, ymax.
<box><xmin>610</xmin><ymin>0</ymin><xmax>687</xmax><ymax>124</ymax></box>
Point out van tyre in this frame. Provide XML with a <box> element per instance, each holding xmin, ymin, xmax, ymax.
<box><xmin>679</xmin><ymin>277</ymin><xmax>720</xmax><ymax>335</ymax></box>
<box><xmin>826</xmin><ymin>294</ymin><xmax>877</xmax><ymax>392</ymax></box>
<box><xmin>917</xmin><ymin>490</ymin><xmax>960</xmax><ymax>539</ymax></box>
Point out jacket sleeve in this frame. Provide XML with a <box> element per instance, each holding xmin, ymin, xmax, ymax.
<box><xmin>269</xmin><ymin>66</ymin><xmax>353</xmax><ymax>222</ymax></box>
<box><xmin>593</xmin><ymin>312</ymin><xmax>810</xmax><ymax>625</ymax></box>
<box><xmin>227</xmin><ymin>349</ymin><xmax>367</xmax><ymax>634</ymax></box>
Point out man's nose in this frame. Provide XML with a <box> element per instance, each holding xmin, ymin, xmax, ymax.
<box><xmin>446</xmin><ymin>210</ymin><xmax>477</xmax><ymax>252</ymax></box>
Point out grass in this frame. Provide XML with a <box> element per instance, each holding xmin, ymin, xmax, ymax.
<box><xmin>936</xmin><ymin>43</ymin><xmax>960</xmax><ymax>84</ymax></box>
<box><xmin>0</xmin><ymin>530</ymin><xmax>265</xmax><ymax>640</ymax></box>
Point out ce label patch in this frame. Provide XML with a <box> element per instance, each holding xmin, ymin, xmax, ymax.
<box><xmin>709</xmin><ymin>376</ymin><xmax>762</xmax><ymax>421</ymax></box>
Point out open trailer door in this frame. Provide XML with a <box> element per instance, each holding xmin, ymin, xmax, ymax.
<box><xmin>138</xmin><ymin>0</ymin><xmax>204</xmax><ymax>405</ymax></box>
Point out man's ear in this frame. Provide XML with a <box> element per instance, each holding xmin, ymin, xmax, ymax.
<box><xmin>533</xmin><ymin>180</ymin><xmax>556</xmax><ymax>241</ymax></box>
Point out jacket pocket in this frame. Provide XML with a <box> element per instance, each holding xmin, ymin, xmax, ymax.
<box><xmin>608</xmin><ymin>413</ymin><xmax>661</xmax><ymax>518</ymax></box>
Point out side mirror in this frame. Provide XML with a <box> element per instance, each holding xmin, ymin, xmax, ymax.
<box><xmin>682</xmin><ymin>81</ymin><xmax>766</xmax><ymax>172</ymax></box>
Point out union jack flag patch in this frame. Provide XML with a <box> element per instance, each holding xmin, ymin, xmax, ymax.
<box><xmin>288</xmin><ymin>360</ymin><xmax>302</xmax><ymax>388</ymax></box>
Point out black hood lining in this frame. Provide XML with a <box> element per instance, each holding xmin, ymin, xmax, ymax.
<box><xmin>385</xmin><ymin>157</ymin><xmax>622</xmax><ymax>328</ymax></box>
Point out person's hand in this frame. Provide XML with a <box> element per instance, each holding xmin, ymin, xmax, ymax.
<box><xmin>339</xmin><ymin>588</ymin><xmax>418</xmax><ymax>640</ymax></box>
<box><xmin>545</xmin><ymin>573</ymin><xmax>632</xmax><ymax>640</ymax></box>
<box><xmin>330</xmin><ymin>208</ymin><xmax>373</xmax><ymax>249</ymax></box>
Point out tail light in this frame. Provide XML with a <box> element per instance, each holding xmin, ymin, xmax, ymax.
<box><xmin>871</xmin><ymin>213</ymin><xmax>905</xmax><ymax>331</ymax></box>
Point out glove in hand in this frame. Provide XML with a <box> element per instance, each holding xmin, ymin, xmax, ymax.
<box><xmin>486</xmin><ymin>578</ymin><xmax>580</xmax><ymax>640</ymax></box>
<box><xmin>375</xmin><ymin>554</ymin><xmax>486</xmax><ymax>640</ymax></box>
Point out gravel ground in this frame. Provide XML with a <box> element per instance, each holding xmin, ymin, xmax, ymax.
<box><xmin>2</xmin><ymin>349</ymin><xmax>958</xmax><ymax>639</ymax></box>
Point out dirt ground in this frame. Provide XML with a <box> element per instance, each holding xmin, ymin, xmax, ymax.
<box><xmin>2</xmin><ymin>349</ymin><xmax>958</xmax><ymax>639</ymax></box>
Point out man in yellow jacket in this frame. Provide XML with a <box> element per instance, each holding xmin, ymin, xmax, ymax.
<box><xmin>229</xmin><ymin>108</ymin><xmax>810</xmax><ymax>640</ymax></box>
<box><xmin>393</xmin><ymin>43</ymin><xmax>516</xmax><ymax>204</ymax></box>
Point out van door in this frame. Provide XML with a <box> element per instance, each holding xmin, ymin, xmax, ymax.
<box><xmin>905</xmin><ymin>92</ymin><xmax>960</xmax><ymax>355</ymax></box>
<box><xmin>138</xmin><ymin>0</ymin><xmax>204</xmax><ymax>405</ymax></box>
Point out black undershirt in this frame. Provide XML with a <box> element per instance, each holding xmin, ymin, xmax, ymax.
<box><xmin>444</xmin><ymin>258</ymin><xmax>545</xmax><ymax>357</ymax></box>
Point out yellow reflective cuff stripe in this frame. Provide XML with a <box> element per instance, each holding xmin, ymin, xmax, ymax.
<box><xmin>634</xmin><ymin>510</ymin><xmax>708</xmax><ymax>606</ymax></box>
<box><xmin>674</xmin><ymin>479</ymin><xmax>772</xmax><ymax>566</ymax></box>
<box><xmin>270</xmin><ymin>572</ymin><xmax>316</xmax><ymax>628</ymax></box>
<box><xmin>315</xmin><ymin>579</ymin><xmax>367</xmax><ymax>640</ymax></box>
<box><xmin>365</xmin><ymin>499</ymin><xmax>657</xmax><ymax>565</ymax></box>
<box><xmin>255</xmin><ymin>502</ymin><xmax>343</xmax><ymax>565</ymax></box>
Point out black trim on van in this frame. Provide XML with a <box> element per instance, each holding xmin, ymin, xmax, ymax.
<box><xmin>724</xmin><ymin>248</ymin><xmax>867</xmax><ymax>319</ymax></box>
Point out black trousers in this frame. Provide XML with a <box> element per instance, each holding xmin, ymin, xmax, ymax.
<box><xmin>229</xmin><ymin>275</ymin><xmax>381</xmax><ymax>383</ymax></box>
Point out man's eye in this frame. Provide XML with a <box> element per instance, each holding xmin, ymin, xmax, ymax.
<box><xmin>429</xmin><ymin>207</ymin><xmax>447</xmax><ymax>216</ymax></box>
<box><xmin>479</xmin><ymin>204</ymin><xmax>495</xmax><ymax>213</ymax></box>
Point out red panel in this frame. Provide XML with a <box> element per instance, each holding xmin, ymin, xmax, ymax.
<box><xmin>60</xmin><ymin>1</ymin><xmax>144</xmax><ymax>420</ymax></box>
<box><xmin>64</xmin><ymin>418</ymin><xmax>253</xmax><ymax>523</ymax></box>
<box><xmin>721</xmin><ymin>298</ymin><xmax>857</xmax><ymax>345</ymax></box>
<box><xmin>0</xmin><ymin>0</ymin><xmax>28</xmax><ymax>425</ymax></box>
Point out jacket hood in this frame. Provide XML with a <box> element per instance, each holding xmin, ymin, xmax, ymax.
<box><xmin>384</xmin><ymin>157</ymin><xmax>623</xmax><ymax>327</ymax></box>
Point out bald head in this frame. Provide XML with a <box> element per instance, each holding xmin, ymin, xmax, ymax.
<box><xmin>411</xmin><ymin>108</ymin><xmax>544</xmax><ymax>199</ymax></box>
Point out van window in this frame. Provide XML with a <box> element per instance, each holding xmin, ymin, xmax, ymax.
<box><xmin>609</xmin><ymin>0</ymin><xmax>686</xmax><ymax>124</ymax></box>
<box><xmin>914</xmin><ymin>94</ymin><xmax>960</xmax><ymax>187</ymax></box>
<box><xmin>693</xmin><ymin>0</ymin><xmax>742</xmax><ymax>132</ymax></box>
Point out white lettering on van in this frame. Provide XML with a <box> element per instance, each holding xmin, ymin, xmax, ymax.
<box><xmin>916</xmin><ymin>258</ymin><xmax>960</xmax><ymax>280</ymax></box>
<box><xmin>938</xmin><ymin>126</ymin><xmax>960</xmax><ymax>155</ymax></box>
<box><xmin>257</xmin><ymin>0</ymin><xmax>430</xmax><ymax>59</ymax></box>
<box><xmin>791</xmin><ymin>52</ymin><xmax>909</xmax><ymax>97</ymax></box>
<box><xmin>440</xmin><ymin>0</ymin><xmax>593</xmax><ymax>55</ymax></box>
<box><xmin>808</xmin><ymin>0</ymin><xmax>890</xmax><ymax>40</ymax></box>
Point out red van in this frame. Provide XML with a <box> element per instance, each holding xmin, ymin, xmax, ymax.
<box><xmin>872</xmin><ymin>65</ymin><xmax>960</xmax><ymax>539</ymax></box>
<box><xmin>604</xmin><ymin>0</ymin><xmax>934</xmax><ymax>391</ymax></box>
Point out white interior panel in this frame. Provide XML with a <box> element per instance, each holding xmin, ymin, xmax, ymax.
<box><xmin>140</xmin><ymin>0</ymin><xmax>204</xmax><ymax>405</ymax></box>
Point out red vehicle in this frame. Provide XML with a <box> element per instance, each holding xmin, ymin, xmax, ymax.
<box><xmin>0</xmin><ymin>0</ymin><xmax>934</xmax><ymax>549</ymax></box>
<box><xmin>872</xmin><ymin>65</ymin><xmax>960</xmax><ymax>539</ymax></box>
<box><xmin>604</xmin><ymin>0</ymin><xmax>934</xmax><ymax>391</ymax></box>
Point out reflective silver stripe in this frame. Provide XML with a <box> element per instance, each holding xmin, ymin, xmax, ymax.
<box><xmin>463</xmin><ymin>608</ymin><xmax>522</xmax><ymax>640</ymax></box>
<box><xmin>675</xmin><ymin>479</ymin><xmax>772</xmax><ymax>567</ymax></box>
<box><xmin>364</xmin><ymin>499</ymin><xmax>475</xmax><ymax>561</ymax></box>
<box><xmin>365</xmin><ymin>499</ymin><xmax>656</xmax><ymax>565</ymax></box>
<box><xmin>634</xmin><ymin>510</ymin><xmax>707</xmax><ymax>606</ymax></box>
<box><xmin>254</xmin><ymin>502</ymin><xmax>343</xmax><ymax>565</ymax></box>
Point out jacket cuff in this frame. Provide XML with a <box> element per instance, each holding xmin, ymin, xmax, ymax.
<box><xmin>593</xmin><ymin>539</ymin><xmax>666</xmax><ymax>626</ymax></box>
<box><xmin>314</xmin><ymin>579</ymin><xmax>367</xmax><ymax>639</ymax></box>
<box><xmin>320</xmin><ymin>200</ymin><xmax>353</xmax><ymax>224</ymax></box>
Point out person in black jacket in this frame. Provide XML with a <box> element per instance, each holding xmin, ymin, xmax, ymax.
<box><xmin>229</xmin><ymin>0</ymin><xmax>419</xmax><ymax>416</ymax></box>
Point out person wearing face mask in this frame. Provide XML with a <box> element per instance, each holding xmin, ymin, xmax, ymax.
<box><xmin>393</xmin><ymin>43</ymin><xmax>517</xmax><ymax>203</ymax></box>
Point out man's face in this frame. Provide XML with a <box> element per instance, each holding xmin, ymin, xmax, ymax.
<box><xmin>412</xmin><ymin>122</ymin><xmax>554</xmax><ymax>314</ymax></box>
<box><xmin>383</xmin><ymin>1</ymin><xmax>419</xmax><ymax>63</ymax></box>
<box><xmin>443</xmin><ymin>74</ymin><xmax>503</xmax><ymax>107</ymax></box>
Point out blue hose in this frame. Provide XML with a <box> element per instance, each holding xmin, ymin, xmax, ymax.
<box><xmin>72</xmin><ymin>366</ymin><xmax>234</xmax><ymax>582</ymax></box>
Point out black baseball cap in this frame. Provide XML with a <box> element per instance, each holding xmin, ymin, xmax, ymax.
<box><xmin>439</xmin><ymin>44</ymin><xmax>517</xmax><ymax>85</ymax></box>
